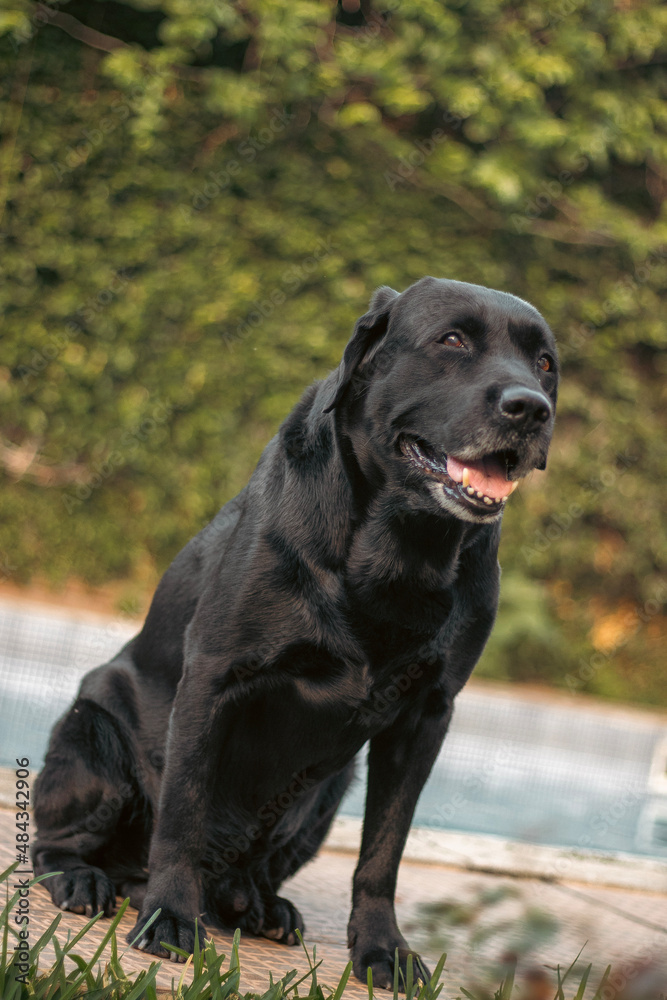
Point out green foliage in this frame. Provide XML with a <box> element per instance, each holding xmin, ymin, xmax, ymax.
<box><xmin>0</xmin><ymin>0</ymin><xmax>665</xmax><ymax>701</ymax></box>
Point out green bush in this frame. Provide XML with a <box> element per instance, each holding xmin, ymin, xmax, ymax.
<box><xmin>0</xmin><ymin>0</ymin><xmax>665</xmax><ymax>702</ymax></box>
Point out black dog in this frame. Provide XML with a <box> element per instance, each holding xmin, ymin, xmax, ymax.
<box><xmin>33</xmin><ymin>277</ymin><xmax>558</xmax><ymax>987</ymax></box>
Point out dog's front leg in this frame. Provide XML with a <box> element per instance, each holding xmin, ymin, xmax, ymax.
<box><xmin>348</xmin><ymin>704</ymin><xmax>453</xmax><ymax>989</ymax></box>
<box><xmin>127</xmin><ymin>665</ymin><xmax>223</xmax><ymax>959</ymax></box>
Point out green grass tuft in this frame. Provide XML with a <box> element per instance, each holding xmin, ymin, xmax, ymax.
<box><xmin>0</xmin><ymin>863</ymin><xmax>626</xmax><ymax>999</ymax></box>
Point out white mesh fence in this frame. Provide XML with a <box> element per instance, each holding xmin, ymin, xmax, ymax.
<box><xmin>1</xmin><ymin>600</ymin><xmax>665</xmax><ymax>859</ymax></box>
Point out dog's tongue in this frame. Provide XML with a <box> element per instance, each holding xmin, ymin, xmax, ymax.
<box><xmin>446</xmin><ymin>455</ymin><xmax>513</xmax><ymax>499</ymax></box>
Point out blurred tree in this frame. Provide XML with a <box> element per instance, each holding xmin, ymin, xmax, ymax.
<box><xmin>0</xmin><ymin>0</ymin><xmax>665</xmax><ymax>702</ymax></box>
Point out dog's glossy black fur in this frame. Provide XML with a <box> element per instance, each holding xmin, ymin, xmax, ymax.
<box><xmin>33</xmin><ymin>277</ymin><xmax>558</xmax><ymax>987</ymax></box>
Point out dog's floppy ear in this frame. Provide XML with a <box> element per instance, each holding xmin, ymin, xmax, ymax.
<box><xmin>323</xmin><ymin>286</ymin><xmax>399</xmax><ymax>413</ymax></box>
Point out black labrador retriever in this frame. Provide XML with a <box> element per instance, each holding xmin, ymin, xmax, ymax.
<box><xmin>33</xmin><ymin>277</ymin><xmax>558</xmax><ymax>987</ymax></box>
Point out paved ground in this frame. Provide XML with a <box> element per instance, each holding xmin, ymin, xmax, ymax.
<box><xmin>2</xmin><ymin>810</ymin><xmax>666</xmax><ymax>996</ymax></box>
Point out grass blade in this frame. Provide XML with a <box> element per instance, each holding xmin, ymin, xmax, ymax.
<box><xmin>590</xmin><ymin>965</ymin><xmax>612</xmax><ymax>1000</ymax></box>
<box><xmin>571</xmin><ymin>963</ymin><xmax>592</xmax><ymax>1000</ymax></box>
<box><xmin>58</xmin><ymin>898</ymin><xmax>132</xmax><ymax>1000</ymax></box>
<box><xmin>331</xmin><ymin>960</ymin><xmax>353</xmax><ymax>1000</ymax></box>
<box><xmin>429</xmin><ymin>952</ymin><xmax>447</xmax><ymax>989</ymax></box>
<box><xmin>121</xmin><ymin>964</ymin><xmax>162</xmax><ymax>1000</ymax></box>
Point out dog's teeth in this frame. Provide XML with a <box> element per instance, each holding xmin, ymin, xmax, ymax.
<box><xmin>476</xmin><ymin>491</ymin><xmax>484</xmax><ymax>499</ymax></box>
<box><xmin>509</xmin><ymin>481</ymin><xmax>519</xmax><ymax>494</ymax></box>
<box><xmin>462</xmin><ymin>467</ymin><xmax>470</xmax><ymax>487</ymax></box>
<box><xmin>466</xmin><ymin>486</ymin><xmax>475</xmax><ymax>495</ymax></box>
<box><xmin>483</xmin><ymin>496</ymin><xmax>492</xmax><ymax>505</ymax></box>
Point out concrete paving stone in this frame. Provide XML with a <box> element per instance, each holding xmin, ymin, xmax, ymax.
<box><xmin>1</xmin><ymin>809</ymin><xmax>666</xmax><ymax>996</ymax></box>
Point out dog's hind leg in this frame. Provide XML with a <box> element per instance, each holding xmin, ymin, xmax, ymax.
<box><xmin>203</xmin><ymin>765</ymin><xmax>354</xmax><ymax>945</ymax></box>
<box><xmin>33</xmin><ymin>697</ymin><xmax>150</xmax><ymax>918</ymax></box>
<box><xmin>268</xmin><ymin>763</ymin><xmax>355</xmax><ymax>885</ymax></box>
<box><xmin>260</xmin><ymin>764</ymin><xmax>356</xmax><ymax>944</ymax></box>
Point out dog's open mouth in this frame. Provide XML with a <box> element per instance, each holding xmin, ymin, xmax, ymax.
<box><xmin>399</xmin><ymin>436</ymin><xmax>520</xmax><ymax>514</ymax></box>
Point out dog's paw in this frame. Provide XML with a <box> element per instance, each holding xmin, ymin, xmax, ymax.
<box><xmin>127</xmin><ymin>907</ymin><xmax>203</xmax><ymax>961</ymax></box>
<box><xmin>48</xmin><ymin>866</ymin><xmax>116</xmax><ymax>918</ymax></box>
<box><xmin>204</xmin><ymin>871</ymin><xmax>266</xmax><ymax>934</ymax></box>
<box><xmin>352</xmin><ymin>946</ymin><xmax>431</xmax><ymax>992</ymax></box>
<box><xmin>261</xmin><ymin>895</ymin><xmax>304</xmax><ymax>945</ymax></box>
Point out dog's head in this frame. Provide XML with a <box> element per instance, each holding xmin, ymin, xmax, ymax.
<box><xmin>325</xmin><ymin>276</ymin><xmax>558</xmax><ymax>523</ymax></box>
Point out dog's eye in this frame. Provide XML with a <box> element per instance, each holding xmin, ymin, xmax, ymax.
<box><xmin>537</xmin><ymin>355</ymin><xmax>553</xmax><ymax>372</ymax></box>
<box><xmin>441</xmin><ymin>332</ymin><xmax>465</xmax><ymax>348</ymax></box>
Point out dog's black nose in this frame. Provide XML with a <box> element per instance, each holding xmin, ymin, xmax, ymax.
<box><xmin>499</xmin><ymin>387</ymin><xmax>552</xmax><ymax>425</ymax></box>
